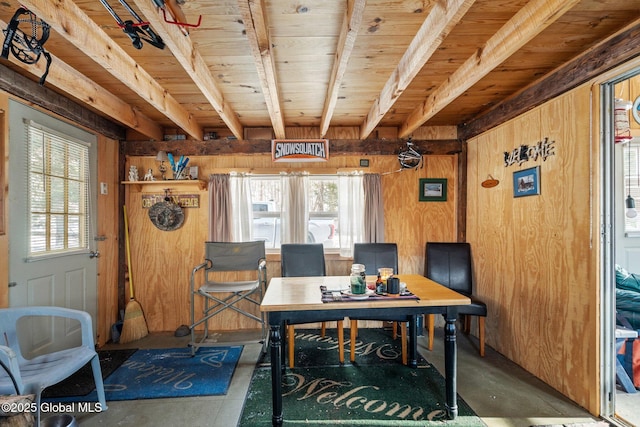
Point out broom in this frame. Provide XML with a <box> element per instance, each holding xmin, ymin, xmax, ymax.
<box><xmin>119</xmin><ymin>205</ymin><xmax>149</xmax><ymax>343</ymax></box>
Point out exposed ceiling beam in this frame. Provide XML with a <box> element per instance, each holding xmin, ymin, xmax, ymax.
<box><xmin>398</xmin><ymin>0</ymin><xmax>581</xmax><ymax>138</ymax></box>
<box><xmin>0</xmin><ymin>17</ymin><xmax>162</xmax><ymax>141</ymax></box>
<box><xmin>359</xmin><ymin>0</ymin><xmax>475</xmax><ymax>140</ymax></box>
<box><xmin>319</xmin><ymin>0</ymin><xmax>366</xmax><ymax>137</ymax></box>
<box><xmin>132</xmin><ymin>0</ymin><xmax>244</xmax><ymax>140</ymax></box>
<box><xmin>0</xmin><ymin>65</ymin><xmax>126</xmax><ymax>140</ymax></box>
<box><xmin>460</xmin><ymin>18</ymin><xmax>640</xmax><ymax>140</ymax></box>
<box><xmin>238</xmin><ymin>0</ymin><xmax>286</xmax><ymax>139</ymax></box>
<box><xmin>19</xmin><ymin>0</ymin><xmax>202</xmax><ymax>140</ymax></box>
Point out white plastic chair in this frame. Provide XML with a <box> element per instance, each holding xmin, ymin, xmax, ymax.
<box><xmin>0</xmin><ymin>306</ymin><xmax>107</xmax><ymax>425</ymax></box>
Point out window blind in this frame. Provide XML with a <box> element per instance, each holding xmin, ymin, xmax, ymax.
<box><xmin>25</xmin><ymin>119</ymin><xmax>90</xmax><ymax>257</ymax></box>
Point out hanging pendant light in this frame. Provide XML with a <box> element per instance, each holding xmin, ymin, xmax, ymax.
<box><xmin>626</xmin><ymin>194</ymin><xmax>637</xmax><ymax>218</ymax></box>
<box><xmin>626</xmin><ymin>143</ymin><xmax>637</xmax><ymax>218</ymax></box>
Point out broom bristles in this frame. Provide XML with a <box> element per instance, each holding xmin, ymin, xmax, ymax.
<box><xmin>119</xmin><ymin>298</ymin><xmax>149</xmax><ymax>344</ymax></box>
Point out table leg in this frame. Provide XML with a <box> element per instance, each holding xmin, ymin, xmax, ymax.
<box><xmin>444</xmin><ymin>309</ymin><xmax>458</xmax><ymax>419</ymax></box>
<box><xmin>270</xmin><ymin>324</ymin><xmax>283</xmax><ymax>426</ymax></box>
<box><xmin>408</xmin><ymin>315</ymin><xmax>418</xmax><ymax>368</ymax></box>
<box><xmin>281</xmin><ymin>321</ymin><xmax>287</xmax><ymax>372</ymax></box>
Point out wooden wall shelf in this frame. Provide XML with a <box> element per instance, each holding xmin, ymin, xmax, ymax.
<box><xmin>121</xmin><ymin>179</ymin><xmax>206</xmax><ymax>191</ymax></box>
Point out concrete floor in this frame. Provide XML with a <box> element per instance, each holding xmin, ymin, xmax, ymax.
<box><xmin>615</xmin><ymin>384</ymin><xmax>640</xmax><ymax>426</ymax></box>
<box><xmin>54</xmin><ymin>329</ymin><xmax>607</xmax><ymax>427</ymax></box>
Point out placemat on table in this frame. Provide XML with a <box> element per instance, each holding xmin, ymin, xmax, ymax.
<box><xmin>320</xmin><ymin>285</ymin><xmax>419</xmax><ymax>302</ymax></box>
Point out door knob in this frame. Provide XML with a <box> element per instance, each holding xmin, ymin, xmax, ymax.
<box><xmin>89</xmin><ymin>251</ymin><xmax>100</xmax><ymax>259</ymax></box>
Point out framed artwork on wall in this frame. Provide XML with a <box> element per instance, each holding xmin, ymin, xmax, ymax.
<box><xmin>419</xmin><ymin>178</ymin><xmax>447</xmax><ymax>202</ymax></box>
<box><xmin>513</xmin><ymin>166</ymin><xmax>540</xmax><ymax>198</ymax></box>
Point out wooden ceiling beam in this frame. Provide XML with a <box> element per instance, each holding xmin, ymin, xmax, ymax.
<box><xmin>0</xmin><ymin>17</ymin><xmax>162</xmax><ymax>141</ymax></box>
<box><xmin>132</xmin><ymin>0</ymin><xmax>243</xmax><ymax>140</ymax></box>
<box><xmin>460</xmin><ymin>19</ymin><xmax>640</xmax><ymax>140</ymax></box>
<box><xmin>319</xmin><ymin>0</ymin><xmax>366</xmax><ymax>138</ymax></box>
<box><xmin>0</xmin><ymin>65</ymin><xmax>125</xmax><ymax>140</ymax></box>
<box><xmin>360</xmin><ymin>0</ymin><xmax>475</xmax><ymax>140</ymax></box>
<box><xmin>19</xmin><ymin>0</ymin><xmax>202</xmax><ymax>140</ymax></box>
<box><xmin>238</xmin><ymin>0</ymin><xmax>285</xmax><ymax>139</ymax></box>
<box><xmin>398</xmin><ymin>0</ymin><xmax>581</xmax><ymax>138</ymax></box>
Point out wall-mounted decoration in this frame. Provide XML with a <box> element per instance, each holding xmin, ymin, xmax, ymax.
<box><xmin>419</xmin><ymin>178</ymin><xmax>447</xmax><ymax>202</ymax></box>
<box><xmin>147</xmin><ymin>189</ymin><xmax>185</xmax><ymax>231</ymax></box>
<box><xmin>513</xmin><ymin>166</ymin><xmax>540</xmax><ymax>198</ymax></box>
<box><xmin>481</xmin><ymin>175</ymin><xmax>499</xmax><ymax>188</ymax></box>
<box><xmin>272</xmin><ymin>139</ymin><xmax>329</xmax><ymax>162</ymax></box>
<box><xmin>148</xmin><ymin>201</ymin><xmax>184</xmax><ymax>231</ymax></box>
<box><xmin>504</xmin><ymin>138</ymin><xmax>555</xmax><ymax>167</ymax></box>
<box><xmin>142</xmin><ymin>194</ymin><xmax>200</xmax><ymax>208</ymax></box>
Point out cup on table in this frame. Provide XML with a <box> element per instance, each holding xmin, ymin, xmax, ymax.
<box><xmin>387</xmin><ymin>276</ymin><xmax>400</xmax><ymax>295</ymax></box>
<box><xmin>399</xmin><ymin>282</ymin><xmax>407</xmax><ymax>294</ymax></box>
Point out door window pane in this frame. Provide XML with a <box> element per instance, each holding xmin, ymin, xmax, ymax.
<box><xmin>26</xmin><ymin>121</ymin><xmax>90</xmax><ymax>257</ymax></box>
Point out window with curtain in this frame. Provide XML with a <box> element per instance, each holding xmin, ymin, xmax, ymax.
<box><xmin>245</xmin><ymin>174</ymin><xmax>345</xmax><ymax>250</ymax></box>
<box><xmin>26</xmin><ymin>120</ymin><xmax>90</xmax><ymax>258</ymax></box>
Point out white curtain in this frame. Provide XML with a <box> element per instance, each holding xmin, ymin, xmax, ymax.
<box><xmin>230</xmin><ymin>172</ymin><xmax>253</xmax><ymax>242</ymax></box>
<box><xmin>281</xmin><ymin>173</ymin><xmax>309</xmax><ymax>244</ymax></box>
<box><xmin>208</xmin><ymin>174</ymin><xmax>232</xmax><ymax>242</ymax></box>
<box><xmin>363</xmin><ymin>173</ymin><xmax>384</xmax><ymax>242</ymax></box>
<box><xmin>338</xmin><ymin>171</ymin><xmax>364</xmax><ymax>257</ymax></box>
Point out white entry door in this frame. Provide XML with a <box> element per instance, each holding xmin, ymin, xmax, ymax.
<box><xmin>8</xmin><ymin>100</ymin><xmax>98</xmax><ymax>358</ymax></box>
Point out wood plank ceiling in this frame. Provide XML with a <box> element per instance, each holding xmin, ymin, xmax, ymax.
<box><xmin>0</xmin><ymin>0</ymin><xmax>638</xmax><ymax>142</ymax></box>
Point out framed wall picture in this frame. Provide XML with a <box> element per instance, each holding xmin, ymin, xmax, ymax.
<box><xmin>419</xmin><ymin>178</ymin><xmax>447</xmax><ymax>202</ymax></box>
<box><xmin>513</xmin><ymin>166</ymin><xmax>540</xmax><ymax>198</ymax></box>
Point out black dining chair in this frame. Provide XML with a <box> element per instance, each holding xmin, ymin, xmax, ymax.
<box><xmin>424</xmin><ymin>242</ymin><xmax>487</xmax><ymax>356</ymax></box>
<box><xmin>350</xmin><ymin>243</ymin><xmax>409</xmax><ymax>364</ymax></box>
<box><xmin>281</xmin><ymin>243</ymin><xmax>345</xmax><ymax>367</ymax></box>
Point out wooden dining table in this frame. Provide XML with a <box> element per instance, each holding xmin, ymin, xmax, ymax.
<box><xmin>260</xmin><ymin>273</ymin><xmax>471</xmax><ymax>427</ymax></box>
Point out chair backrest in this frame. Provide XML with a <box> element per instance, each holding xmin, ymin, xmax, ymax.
<box><xmin>281</xmin><ymin>243</ymin><xmax>326</xmax><ymax>277</ymax></box>
<box><xmin>0</xmin><ymin>306</ymin><xmax>95</xmax><ymax>362</ymax></box>
<box><xmin>205</xmin><ymin>241</ymin><xmax>266</xmax><ymax>273</ymax></box>
<box><xmin>353</xmin><ymin>243</ymin><xmax>398</xmax><ymax>275</ymax></box>
<box><xmin>425</xmin><ymin>242</ymin><xmax>472</xmax><ymax>295</ymax></box>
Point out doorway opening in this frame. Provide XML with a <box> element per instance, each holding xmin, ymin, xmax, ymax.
<box><xmin>601</xmin><ymin>67</ymin><xmax>640</xmax><ymax>427</ymax></box>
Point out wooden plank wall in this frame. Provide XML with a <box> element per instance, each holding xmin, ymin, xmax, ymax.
<box><xmin>95</xmin><ymin>135</ymin><xmax>121</xmax><ymax>346</ymax></box>
<box><xmin>122</xmin><ymin>153</ymin><xmax>457</xmax><ymax>333</ymax></box>
<box><xmin>466</xmin><ymin>84</ymin><xmax>598</xmax><ymax>413</ymax></box>
<box><xmin>0</xmin><ymin>94</ymin><xmax>7</xmax><ymax>308</ymax></box>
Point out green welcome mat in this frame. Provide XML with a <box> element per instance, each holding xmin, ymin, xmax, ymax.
<box><xmin>243</xmin><ymin>328</ymin><xmax>484</xmax><ymax>426</ymax></box>
<box><xmin>240</xmin><ymin>364</ymin><xmax>483</xmax><ymax>426</ymax></box>
<box><xmin>259</xmin><ymin>327</ymin><xmax>430</xmax><ymax>368</ymax></box>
